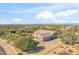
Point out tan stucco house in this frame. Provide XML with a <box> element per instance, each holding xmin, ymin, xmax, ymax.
<box><xmin>33</xmin><ymin>30</ymin><xmax>57</xmax><ymax>42</ymax></box>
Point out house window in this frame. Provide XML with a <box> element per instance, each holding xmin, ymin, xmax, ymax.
<box><xmin>39</xmin><ymin>37</ymin><xmax>41</xmax><ymax>39</ymax></box>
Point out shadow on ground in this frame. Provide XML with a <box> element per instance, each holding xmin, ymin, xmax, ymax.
<box><xmin>0</xmin><ymin>46</ymin><xmax>6</xmax><ymax>55</ymax></box>
<box><xmin>34</xmin><ymin>46</ymin><xmax>45</xmax><ymax>52</ymax></box>
<box><xmin>26</xmin><ymin>46</ymin><xmax>45</xmax><ymax>53</ymax></box>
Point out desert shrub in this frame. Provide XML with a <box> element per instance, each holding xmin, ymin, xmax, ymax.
<box><xmin>53</xmin><ymin>51</ymin><xmax>56</xmax><ymax>54</ymax></box>
<box><xmin>14</xmin><ymin>36</ymin><xmax>38</xmax><ymax>51</ymax></box>
<box><xmin>60</xmin><ymin>46</ymin><xmax>64</xmax><ymax>48</ymax></box>
<box><xmin>0</xmin><ymin>32</ymin><xmax>5</xmax><ymax>37</ymax></box>
<box><xmin>4</xmin><ymin>34</ymin><xmax>19</xmax><ymax>41</ymax></box>
<box><xmin>59</xmin><ymin>28</ymin><xmax>79</xmax><ymax>45</ymax></box>
<box><xmin>74</xmin><ymin>44</ymin><xmax>79</xmax><ymax>50</ymax></box>
<box><xmin>67</xmin><ymin>48</ymin><xmax>73</xmax><ymax>53</ymax></box>
<box><xmin>17</xmin><ymin>53</ymin><xmax>23</xmax><ymax>55</ymax></box>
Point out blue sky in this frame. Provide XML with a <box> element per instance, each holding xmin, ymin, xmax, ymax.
<box><xmin>0</xmin><ymin>3</ymin><xmax>79</xmax><ymax>24</ymax></box>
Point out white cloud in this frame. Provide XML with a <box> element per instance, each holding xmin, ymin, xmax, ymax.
<box><xmin>53</xmin><ymin>19</ymin><xmax>67</xmax><ymax>23</ymax></box>
<box><xmin>35</xmin><ymin>10</ymin><xmax>56</xmax><ymax>20</ymax></box>
<box><xmin>35</xmin><ymin>9</ymin><xmax>78</xmax><ymax>20</ymax></box>
<box><xmin>56</xmin><ymin>9</ymin><xmax>78</xmax><ymax>17</ymax></box>
<box><xmin>13</xmin><ymin>18</ymin><xmax>22</xmax><ymax>22</ymax></box>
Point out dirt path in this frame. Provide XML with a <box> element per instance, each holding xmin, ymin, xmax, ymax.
<box><xmin>43</xmin><ymin>41</ymin><xmax>63</xmax><ymax>54</ymax></box>
<box><xmin>39</xmin><ymin>39</ymin><xmax>63</xmax><ymax>55</ymax></box>
<box><xmin>0</xmin><ymin>39</ymin><xmax>17</xmax><ymax>55</ymax></box>
<box><xmin>29</xmin><ymin>39</ymin><xmax>63</xmax><ymax>55</ymax></box>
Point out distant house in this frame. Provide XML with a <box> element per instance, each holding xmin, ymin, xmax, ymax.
<box><xmin>33</xmin><ymin>30</ymin><xmax>57</xmax><ymax>42</ymax></box>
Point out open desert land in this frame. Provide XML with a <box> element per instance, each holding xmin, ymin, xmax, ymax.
<box><xmin>0</xmin><ymin>25</ymin><xmax>79</xmax><ymax>55</ymax></box>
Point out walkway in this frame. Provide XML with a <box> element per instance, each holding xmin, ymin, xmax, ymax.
<box><xmin>0</xmin><ymin>39</ymin><xmax>17</xmax><ymax>55</ymax></box>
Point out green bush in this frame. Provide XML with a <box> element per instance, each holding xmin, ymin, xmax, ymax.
<box><xmin>14</xmin><ymin>36</ymin><xmax>38</xmax><ymax>51</ymax></box>
<box><xmin>4</xmin><ymin>34</ymin><xmax>19</xmax><ymax>41</ymax></box>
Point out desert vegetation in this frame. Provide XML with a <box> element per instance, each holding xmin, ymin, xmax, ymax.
<box><xmin>0</xmin><ymin>24</ymin><xmax>79</xmax><ymax>54</ymax></box>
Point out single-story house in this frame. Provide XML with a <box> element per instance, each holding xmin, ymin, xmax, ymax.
<box><xmin>33</xmin><ymin>30</ymin><xmax>57</xmax><ymax>42</ymax></box>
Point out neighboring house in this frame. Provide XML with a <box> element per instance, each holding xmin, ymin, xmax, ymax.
<box><xmin>33</xmin><ymin>30</ymin><xmax>57</xmax><ymax>42</ymax></box>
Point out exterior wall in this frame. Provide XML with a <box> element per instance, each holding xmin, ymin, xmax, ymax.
<box><xmin>33</xmin><ymin>37</ymin><xmax>43</xmax><ymax>43</ymax></box>
<box><xmin>33</xmin><ymin>31</ymin><xmax>57</xmax><ymax>43</ymax></box>
<box><xmin>33</xmin><ymin>32</ymin><xmax>44</xmax><ymax>42</ymax></box>
<box><xmin>43</xmin><ymin>34</ymin><xmax>57</xmax><ymax>41</ymax></box>
<box><xmin>43</xmin><ymin>37</ymin><xmax>50</xmax><ymax>41</ymax></box>
<box><xmin>51</xmin><ymin>33</ymin><xmax>57</xmax><ymax>39</ymax></box>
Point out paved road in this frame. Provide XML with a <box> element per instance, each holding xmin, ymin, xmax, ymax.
<box><xmin>0</xmin><ymin>39</ymin><xmax>17</xmax><ymax>55</ymax></box>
